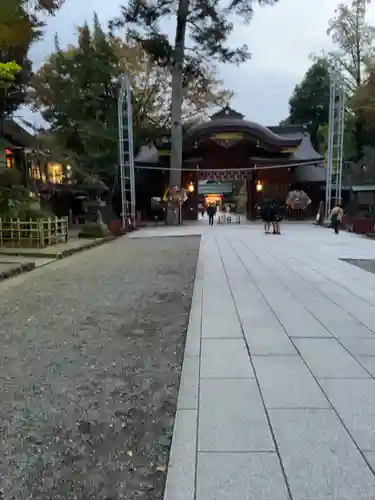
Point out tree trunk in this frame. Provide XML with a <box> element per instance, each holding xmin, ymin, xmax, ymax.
<box><xmin>355</xmin><ymin>118</ymin><xmax>363</xmax><ymax>161</ymax></box>
<box><xmin>166</xmin><ymin>0</ymin><xmax>189</xmax><ymax>225</ymax></box>
<box><xmin>354</xmin><ymin>1</ymin><xmax>363</xmax><ymax>161</ymax></box>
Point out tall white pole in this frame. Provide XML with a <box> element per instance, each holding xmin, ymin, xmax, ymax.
<box><xmin>326</xmin><ymin>71</ymin><xmax>335</xmax><ymax>218</ymax></box>
<box><xmin>336</xmin><ymin>86</ymin><xmax>345</xmax><ymax>203</ymax></box>
<box><xmin>118</xmin><ymin>77</ymin><xmax>126</xmax><ymax>229</ymax></box>
<box><xmin>126</xmin><ymin>77</ymin><xmax>136</xmax><ymax>225</ymax></box>
<box><xmin>117</xmin><ymin>73</ymin><xmax>136</xmax><ymax>229</ymax></box>
<box><xmin>326</xmin><ymin>67</ymin><xmax>346</xmax><ymax>217</ymax></box>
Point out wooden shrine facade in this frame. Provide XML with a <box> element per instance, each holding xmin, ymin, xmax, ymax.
<box><xmin>146</xmin><ymin>106</ymin><xmax>324</xmax><ymax>220</ymax></box>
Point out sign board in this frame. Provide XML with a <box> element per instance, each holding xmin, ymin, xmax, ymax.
<box><xmin>210</xmin><ymin>132</ymin><xmax>244</xmax><ymax>149</ymax></box>
<box><xmin>280</xmin><ymin>147</ymin><xmax>298</xmax><ymax>153</ymax></box>
<box><xmin>210</xmin><ymin>132</ymin><xmax>244</xmax><ymax>140</ymax></box>
<box><xmin>199</xmin><ymin>171</ymin><xmax>250</xmax><ymax>181</ymax></box>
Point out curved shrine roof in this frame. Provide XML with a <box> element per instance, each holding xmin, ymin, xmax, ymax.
<box><xmin>183</xmin><ymin>118</ymin><xmax>302</xmax><ymax>149</ymax></box>
<box><xmin>137</xmin><ymin>113</ymin><xmax>323</xmax><ymax>166</ymax></box>
<box><xmin>268</xmin><ymin>129</ymin><xmax>323</xmax><ymax>163</ymax></box>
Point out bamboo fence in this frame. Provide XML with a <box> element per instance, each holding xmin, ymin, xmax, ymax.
<box><xmin>0</xmin><ymin>217</ymin><xmax>69</xmax><ymax>248</ymax></box>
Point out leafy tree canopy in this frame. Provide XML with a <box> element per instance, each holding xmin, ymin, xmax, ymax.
<box><xmin>112</xmin><ymin>0</ymin><xmax>279</xmax><ymax>190</ymax></box>
<box><xmin>112</xmin><ymin>0</ymin><xmax>279</xmax><ymax>70</ymax></box>
<box><xmin>0</xmin><ymin>0</ymin><xmax>63</xmax><ymax>48</ymax></box>
<box><xmin>0</xmin><ymin>61</ymin><xmax>21</xmax><ymax>89</ymax></box>
<box><xmin>326</xmin><ymin>0</ymin><xmax>375</xmax><ymax>91</ymax></box>
<box><xmin>0</xmin><ymin>0</ymin><xmax>64</xmax><ymax>118</ymax></box>
<box><xmin>353</xmin><ymin>63</ymin><xmax>375</xmax><ymax>123</ymax></box>
<box><xmin>287</xmin><ymin>58</ymin><xmax>330</xmax><ymax>149</ymax></box>
<box><xmin>352</xmin><ymin>62</ymin><xmax>375</xmax><ymax>148</ymax></box>
<box><xmin>316</xmin><ymin>118</ymin><xmax>357</xmax><ymax>160</ymax></box>
<box><xmin>311</xmin><ymin>0</ymin><xmax>375</xmax><ymax>159</ymax></box>
<box><xmin>30</xmin><ymin>15</ymin><xmax>232</xmax><ymax>183</ymax></box>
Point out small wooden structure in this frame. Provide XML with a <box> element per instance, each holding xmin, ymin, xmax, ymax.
<box><xmin>0</xmin><ymin>216</ymin><xmax>69</xmax><ymax>248</ymax></box>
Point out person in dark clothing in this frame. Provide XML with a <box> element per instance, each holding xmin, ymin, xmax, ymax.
<box><xmin>260</xmin><ymin>201</ymin><xmax>273</xmax><ymax>233</ymax></box>
<box><xmin>206</xmin><ymin>203</ymin><xmax>217</xmax><ymax>226</ymax></box>
<box><xmin>273</xmin><ymin>201</ymin><xmax>283</xmax><ymax>234</ymax></box>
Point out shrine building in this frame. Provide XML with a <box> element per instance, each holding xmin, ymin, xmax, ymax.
<box><xmin>135</xmin><ymin>106</ymin><xmax>324</xmax><ymax>220</ymax></box>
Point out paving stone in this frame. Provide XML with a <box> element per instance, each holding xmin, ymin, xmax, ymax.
<box><xmin>294</xmin><ymin>338</ymin><xmax>370</xmax><ymax>378</ymax></box>
<box><xmin>201</xmin><ymin>310</ymin><xmax>242</xmax><ymax>338</ymax></box>
<box><xmin>318</xmin><ymin>282</ymin><xmax>375</xmax><ymax>332</ymax></box>
<box><xmin>200</xmin><ymin>338</ymin><xmax>254</xmax><ymax>378</ymax></box>
<box><xmin>198</xmin><ymin>378</ymin><xmax>273</xmax><ymax>452</ymax></box>
<box><xmin>232</xmin><ymin>300</ymin><xmax>273</xmax><ymax>324</ymax></box>
<box><xmin>162</xmin><ymin>224</ymin><xmax>375</xmax><ymax>500</ymax></box>
<box><xmin>196</xmin><ymin>452</ymin><xmax>289</xmax><ymax>500</ymax></box>
<box><xmin>293</xmin><ymin>291</ymin><xmax>373</xmax><ymax>338</ymax></box>
<box><xmin>184</xmin><ymin>301</ymin><xmax>201</xmax><ymax>357</ymax></box>
<box><xmin>263</xmin><ymin>258</ymin><xmax>373</xmax><ymax>338</ymax></box>
<box><xmin>364</xmin><ymin>452</ymin><xmax>375</xmax><ymax>472</ymax></box>
<box><xmin>164</xmin><ymin>410</ymin><xmax>197</xmax><ymax>500</ymax></box>
<box><xmin>262</xmin><ymin>289</ymin><xmax>332</xmax><ymax>338</ymax></box>
<box><xmin>340</xmin><ymin>338</ymin><xmax>375</xmax><ymax>357</ymax></box>
<box><xmin>177</xmin><ymin>356</ymin><xmax>199</xmax><ymax>410</ymax></box>
<box><xmin>358</xmin><ymin>357</ymin><xmax>375</xmax><ymax>377</ymax></box>
<box><xmin>243</xmin><ymin>324</ymin><xmax>297</xmax><ymax>355</ymax></box>
<box><xmin>253</xmin><ymin>355</ymin><xmax>328</xmax><ymax>408</ymax></box>
<box><xmin>270</xmin><ymin>408</ymin><xmax>375</xmax><ymax>500</ymax></box>
<box><xmin>320</xmin><ymin>379</ymin><xmax>375</xmax><ymax>450</ymax></box>
<box><xmin>320</xmin><ymin>318</ymin><xmax>372</xmax><ymax>338</ymax></box>
<box><xmin>184</xmin><ymin>323</ymin><xmax>201</xmax><ymax>357</ymax></box>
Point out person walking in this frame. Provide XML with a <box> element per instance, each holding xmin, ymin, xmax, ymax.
<box><xmin>330</xmin><ymin>201</ymin><xmax>344</xmax><ymax>234</ymax></box>
<box><xmin>207</xmin><ymin>202</ymin><xmax>217</xmax><ymax>226</ymax></box>
<box><xmin>225</xmin><ymin>203</ymin><xmax>231</xmax><ymax>223</ymax></box>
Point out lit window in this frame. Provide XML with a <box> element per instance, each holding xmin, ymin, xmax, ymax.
<box><xmin>5</xmin><ymin>149</ymin><xmax>13</xmax><ymax>169</ymax></box>
<box><xmin>29</xmin><ymin>164</ymin><xmax>41</xmax><ymax>179</ymax></box>
<box><xmin>47</xmin><ymin>163</ymin><xmax>63</xmax><ymax>183</ymax></box>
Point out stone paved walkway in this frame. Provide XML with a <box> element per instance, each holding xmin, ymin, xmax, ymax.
<box><xmin>134</xmin><ymin>222</ymin><xmax>375</xmax><ymax>500</ymax></box>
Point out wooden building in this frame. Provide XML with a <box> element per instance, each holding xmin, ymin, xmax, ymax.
<box><xmin>137</xmin><ymin>106</ymin><xmax>323</xmax><ymax>220</ymax></box>
<box><xmin>0</xmin><ymin>119</ymin><xmax>35</xmax><ymax>186</ymax></box>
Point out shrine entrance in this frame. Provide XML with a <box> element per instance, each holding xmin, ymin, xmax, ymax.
<box><xmin>146</xmin><ymin>106</ymin><xmax>323</xmax><ymax>222</ymax></box>
<box><xmin>180</xmin><ymin>107</ymin><xmax>306</xmax><ymax>221</ymax></box>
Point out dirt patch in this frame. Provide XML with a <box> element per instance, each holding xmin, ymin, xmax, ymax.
<box><xmin>341</xmin><ymin>258</ymin><xmax>375</xmax><ymax>274</ymax></box>
<box><xmin>0</xmin><ymin>235</ymin><xmax>200</xmax><ymax>499</ymax></box>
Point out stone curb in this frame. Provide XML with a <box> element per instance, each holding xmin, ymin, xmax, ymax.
<box><xmin>0</xmin><ymin>262</ymin><xmax>36</xmax><ymax>281</ymax></box>
<box><xmin>0</xmin><ymin>235</ymin><xmax>118</xmax><ymax>260</ymax></box>
<box><xmin>0</xmin><ymin>233</ymin><xmax>126</xmax><ymax>282</ymax></box>
<box><xmin>54</xmin><ymin>235</ymin><xmax>118</xmax><ymax>259</ymax></box>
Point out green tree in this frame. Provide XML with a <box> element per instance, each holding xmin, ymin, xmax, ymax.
<box><xmin>112</xmin><ymin>0</ymin><xmax>279</xmax><ymax>193</ymax></box>
<box><xmin>352</xmin><ymin>63</ymin><xmax>375</xmax><ymax>148</ymax></box>
<box><xmin>31</xmin><ymin>16</ymin><xmax>231</xmax><ymax>184</ymax></box>
<box><xmin>316</xmin><ymin>119</ymin><xmax>356</xmax><ymax>159</ymax></box>
<box><xmin>285</xmin><ymin>59</ymin><xmax>330</xmax><ymax>149</ymax></box>
<box><xmin>353</xmin><ymin>62</ymin><xmax>375</xmax><ymax>121</ymax></box>
<box><xmin>0</xmin><ymin>61</ymin><xmax>21</xmax><ymax>89</ymax></box>
<box><xmin>324</xmin><ymin>0</ymin><xmax>375</xmax><ymax>159</ymax></box>
<box><xmin>0</xmin><ymin>0</ymin><xmax>64</xmax><ymax>119</ymax></box>
<box><xmin>327</xmin><ymin>0</ymin><xmax>374</xmax><ymax>91</ymax></box>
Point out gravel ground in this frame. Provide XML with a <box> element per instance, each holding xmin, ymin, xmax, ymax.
<box><xmin>0</xmin><ymin>235</ymin><xmax>200</xmax><ymax>499</ymax></box>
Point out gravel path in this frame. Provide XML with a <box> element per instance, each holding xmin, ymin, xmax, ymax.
<box><xmin>0</xmin><ymin>235</ymin><xmax>200</xmax><ymax>499</ymax></box>
<box><xmin>342</xmin><ymin>258</ymin><xmax>375</xmax><ymax>274</ymax></box>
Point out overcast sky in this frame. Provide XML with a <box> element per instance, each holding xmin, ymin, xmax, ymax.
<box><xmin>25</xmin><ymin>0</ymin><xmax>375</xmax><ymax>127</ymax></box>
